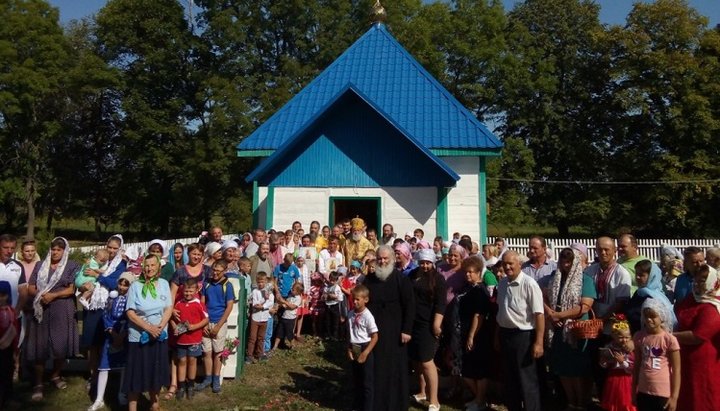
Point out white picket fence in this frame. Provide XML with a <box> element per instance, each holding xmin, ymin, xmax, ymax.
<box><xmin>71</xmin><ymin>234</ymin><xmax>241</xmax><ymax>257</ymax></box>
<box><xmin>487</xmin><ymin>237</ymin><xmax>720</xmax><ymax>262</ymax></box>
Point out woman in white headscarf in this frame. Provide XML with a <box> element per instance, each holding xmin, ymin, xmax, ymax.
<box><xmin>674</xmin><ymin>264</ymin><xmax>720</xmax><ymax>411</ymax></box>
<box><xmin>25</xmin><ymin>237</ymin><xmax>80</xmax><ymax>401</ymax></box>
<box><xmin>543</xmin><ymin>248</ymin><xmax>597</xmax><ymax>410</ymax></box>
<box><xmin>80</xmin><ymin>235</ymin><xmax>128</xmax><ymax>392</ymax></box>
<box><xmin>659</xmin><ymin>244</ymin><xmax>683</xmax><ymax>300</ymax></box>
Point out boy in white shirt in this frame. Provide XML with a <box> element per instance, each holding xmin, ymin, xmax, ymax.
<box><xmin>347</xmin><ymin>284</ymin><xmax>378</xmax><ymax>411</ymax></box>
<box><xmin>272</xmin><ymin>282</ymin><xmax>303</xmax><ymax>350</ymax></box>
<box><xmin>246</xmin><ymin>272</ymin><xmax>274</xmax><ymax>363</ymax></box>
<box><xmin>323</xmin><ymin>271</ymin><xmax>343</xmax><ymax>339</ymax></box>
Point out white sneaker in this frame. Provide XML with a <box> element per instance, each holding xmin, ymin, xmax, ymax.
<box><xmin>87</xmin><ymin>400</ymin><xmax>105</xmax><ymax>411</ymax></box>
<box><xmin>428</xmin><ymin>404</ymin><xmax>441</xmax><ymax>411</ymax></box>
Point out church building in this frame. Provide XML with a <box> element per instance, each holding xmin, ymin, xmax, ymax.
<box><xmin>237</xmin><ymin>8</ymin><xmax>502</xmax><ymax>241</ymax></box>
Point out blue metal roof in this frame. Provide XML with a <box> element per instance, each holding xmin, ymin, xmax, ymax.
<box><xmin>246</xmin><ymin>87</ymin><xmax>461</xmax><ymax>187</ymax></box>
<box><xmin>237</xmin><ymin>23</ymin><xmax>502</xmax><ymax>151</ymax></box>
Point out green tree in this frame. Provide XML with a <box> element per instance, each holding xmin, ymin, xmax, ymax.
<box><xmin>95</xmin><ymin>0</ymin><xmax>195</xmax><ymax>234</ymax></box>
<box><xmin>495</xmin><ymin>0</ymin><xmax>616</xmax><ymax>235</ymax></box>
<box><xmin>0</xmin><ymin>0</ymin><xmax>70</xmax><ymax>238</ymax></box>
<box><xmin>610</xmin><ymin>0</ymin><xmax>719</xmax><ymax>235</ymax></box>
<box><xmin>44</xmin><ymin>18</ymin><xmax>124</xmax><ymax>238</ymax></box>
<box><xmin>440</xmin><ymin>0</ymin><xmax>507</xmax><ymax>120</ymax></box>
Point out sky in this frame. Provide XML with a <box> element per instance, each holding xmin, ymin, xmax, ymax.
<box><xmin>48</xmin><ymin>0</ymin><xmax>719</xmax><ymax>27</ymax></box>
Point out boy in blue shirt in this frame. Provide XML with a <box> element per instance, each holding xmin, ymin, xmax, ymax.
<box><xmin>267</xmin><ymin>253</ymin><xmax>300</xmax><ymax>351</ymax></box>
<box><xmin>272</xmin><ymin>253</ymin><xmax>301</xmax><ymax>302</ymax></box>
<box><xmin>197</xmin><ymin>260</ymin><xmax>235</xmax><ymax>393</ymax></box>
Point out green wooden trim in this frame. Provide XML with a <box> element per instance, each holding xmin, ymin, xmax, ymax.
<box><xmin>236</xmin><ymin>149</ymin><xmax>275</xmax><ymax>157</ymax></box>
<box><xmin>252</xmin><ymin>181</ymin><xmax>259</xmax><ymax>228</ymax></box>
<box><xmin>265</xmin><ymin>186</ymin><xmax>275</xmax><ymax>229</ymax></box>
<box><xmin>328</xmin><ymin>196</ymin><xmax>382</xmax><ymax>233</ymax></box>
<box><xmin>478</xmin><ymin>157</ymin><xmax>488</xmax><ymax>243</ymax></box>
<box><xmin>239</xmin><ymin>148</ymin><xmax>501</xmax><ymax>158</ymax></box>
<box><xmin>236</xmin><ymin>285</ymin><xmax>248</xmax><ymax>378</ymax></box>
<box><xmin>436</xmin><ymin>187</ymin><xmax>449</xmax><ymax>240</ymax></box>
<box><xmin>431</xmin><ymin>148</ymin><xmax>502</xmax><ymax>157</ymax></box>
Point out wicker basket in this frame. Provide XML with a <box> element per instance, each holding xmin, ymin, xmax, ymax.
<box><xmin>567</xmin><ymin>304</ymin><xmax>603</xmax><ymax>340</ymax></box>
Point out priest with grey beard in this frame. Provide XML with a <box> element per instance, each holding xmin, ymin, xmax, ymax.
<box><xmin>365</xmin><ymin>245</ymin><xmax>415</xmax><ymax>411</ymax></box>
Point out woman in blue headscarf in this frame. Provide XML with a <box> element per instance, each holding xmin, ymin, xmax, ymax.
<box><xmin>626</xmin><ymin>259</ymin><xmax>677</xmax><ymax>334</ymax></box>
<box><xmin>160</xmin><ymin>243</ymin><xmax>188</xmax><ymax>282</ymax></box>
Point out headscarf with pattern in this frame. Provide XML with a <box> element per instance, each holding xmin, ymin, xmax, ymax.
<box><xmin>88</xmin><ymin>234</ymin><xmax>125</xmax><ymax>310</ymax></box>
<box><xmin>547</xmin><ymin>249</ymin><xmax>584</xmax><ymax>344</ymax></box>
<box><xmin>693</xmin><ymin>266</ymin><xmax>720</xmax><ymax>314</ymax></box>
<box><xmin>33</xmin><ymin>237</ymin><xmax>70</xmax><ymax>322</ymax></box>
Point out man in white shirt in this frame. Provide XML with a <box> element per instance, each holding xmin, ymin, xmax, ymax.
<box><xmin>319</xmin><ymin>235</ymin><xmax>344</xmax><ymax>277</ymax></box>
<box><xmin>496</xmin><ymin>251</ymin><xmax>544</xmax><ymax>411</ymax></box>
<box><xmin>209</xmin><ymin>226</ymin><xmax>224</xmax><ymax>245</ymax></box>
<box><xmin>381</xmin><ymin>224</ymin><xmax>396</xmax><ymax>246</ymax></box>
<box><xmin>584</xmin><ymin>236</ymin><xmax>631</xmax><ymax>395</ymax></box>
<box><xmin>0</xmin><ymin>234</ymin><xmax>27</xmax><ymax>313</ymax></box>
<box><xmin>243</xmin><ymin>228</ymin><xmax>267</xmax><ymax>258</ymax></box>
<box><xmin>584</xmin><ymin>236</ymin><xmax>631</xmax><ymax>332</ymax></box>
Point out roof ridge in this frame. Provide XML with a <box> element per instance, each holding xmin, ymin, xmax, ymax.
<box><xmin>238</xmin><ymin>25</ymin><xmax>383</xmax><ymax>145</ymax></box>
<box><xmin>246</xmin><ymin>87</ymin><xmax>460</xmax><ymax>185</ymax></box>
<box><xmin>237</xmin><ymin>23</ymin><xmax>503</xmax><ymax>151</ymax></box>
<box><xmin>374</xmin><ymin>25</ymin><xmax>501</xmax><ymax>148</ymax></box>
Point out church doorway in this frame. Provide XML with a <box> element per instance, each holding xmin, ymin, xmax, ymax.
<box><xmin>329</xmin><ymin>197</ymin><xmax>381</xmax><ymax>234</ymax></box>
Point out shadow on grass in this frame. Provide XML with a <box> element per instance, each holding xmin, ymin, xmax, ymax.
<box><xmin>282</xmin><ymin>364</ymin><xmax>353</xmax><ymax>410</ymax></box>
<box><xmin>315</xmin><ymin>337</ymin><xmax>350</xmax><ymax>369</ymax></box>
<box><xmin>11</xmin><ymin>370</ymin><xmax>135</xmax><ymax>411</ymax></box>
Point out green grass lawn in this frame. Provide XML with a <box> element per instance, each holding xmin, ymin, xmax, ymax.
<box><xmin>9</xmin><ymin>337</ymin><xmax>482</xmax><ymax>411</ymax></box>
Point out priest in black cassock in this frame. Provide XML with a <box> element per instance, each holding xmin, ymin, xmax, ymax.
<box><xmin>365</xmin><ymin>245</ymin><xmax>415</xmax><ymax>411</ymax></box>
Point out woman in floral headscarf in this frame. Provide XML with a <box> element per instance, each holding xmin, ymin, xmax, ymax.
<box><xmin>659</xmin><ymin>245</ymin><xmax>683</xmax><ymax>301</ymax></box>
<box><xmin>436</xmin><ymin>244</ymin><xmax>468</xmax><ymax>387</ymax></box>
<box><xmin>542</xmin><ymin>248</ymin><xmax>597</xmax><ymax>410</ymax></box>
<box><xmin>25</xmin><ymin>237</ymin><xmax>80</xmax><ymax>401</ymax></box>
<box><xmin>674</xmin><ymin>264</ymin><xmax>720</xmax><ymax>411</ymax></box>
<box><xmin>124</xmin><ymin>254</ymin><xmax>173</xmax><ymax>411</ymax></box>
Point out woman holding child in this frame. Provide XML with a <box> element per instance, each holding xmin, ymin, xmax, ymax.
<box><xmin>25</xmin><ymin>237</ymin><xmax>80</xmax><ymax>401</ymax></box>
<box><xmin>81</xmin><ymin>234</ymin><xmax>128</xmax><ymax>390</ymax></box>
<box><xmin>124</xmin><ymin>254</ymin><xmax>173</xmax><ymax>411</ymax></box>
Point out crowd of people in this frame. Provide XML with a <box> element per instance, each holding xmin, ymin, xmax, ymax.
<box><xmin>0</xmin><ymin>221</ymin><xmax>718</xmax><ymax>411</ymax></box>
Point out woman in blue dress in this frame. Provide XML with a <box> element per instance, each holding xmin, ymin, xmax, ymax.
<box><xmin>124</xmin><ymin>254</ymin><xmax>173</xmax><ymax>411</ymax></box>
<box><xmin>87</xmin><ymin>271</ymin><xmax>134</xmax><ymax>411</ymax></box>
